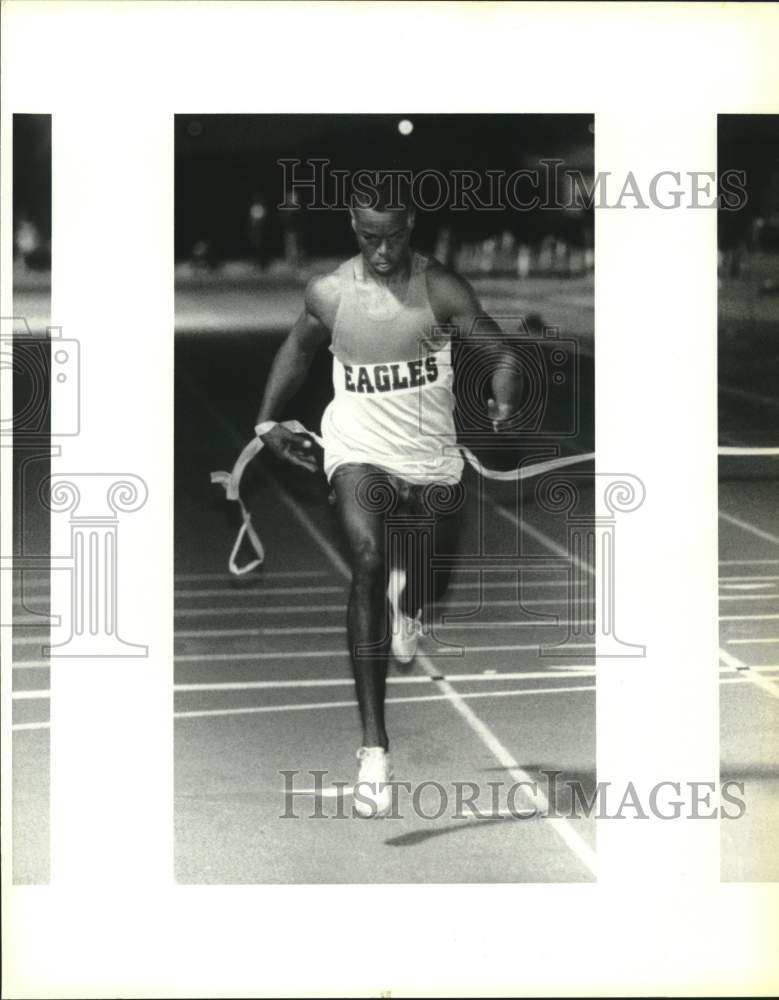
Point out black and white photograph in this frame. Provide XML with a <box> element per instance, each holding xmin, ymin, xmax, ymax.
<box><xmin>174</xmin><ymin>114</ymin><xmax>597</xmax><ymax>883</ymax></box>
<box><xmin>717</xmin><ymin>114</ymin><xmax>779</xmax><ymax>883</ymax></box>
<box><xmin>3</xmin><ymin>2</ymin><xmax>779</xmax><ymax>997</ymax></box>
<box><xmin>9</xmin><ymin>113</ymin><xmax>52</xmax><ymax>884</ymax></box>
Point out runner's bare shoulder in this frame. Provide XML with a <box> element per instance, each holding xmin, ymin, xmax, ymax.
<box><xmin>424</xmin><ymin>258</ymin><xmax>481</xmax><ymax>325</ymax></box>
<box><xmin>304</xmin><ymin>270</ymin><xmax>343</xmax><ymax>332</ymax></box>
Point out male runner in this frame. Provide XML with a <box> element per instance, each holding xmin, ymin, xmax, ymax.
<box><xmin>254</xmin><ymin>183</ymin><xmax>521</xmax><ymax>816</ymax></box>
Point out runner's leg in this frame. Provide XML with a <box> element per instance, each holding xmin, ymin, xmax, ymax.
<box><xmin>331</xmin><ymin>463</ymin><xmax>394</xmax><ymax>750</ymax></box>
<box><xmin>400</xmin><ymin>480</ymin><xmax>464</xmax><ymax>625</ymax></box>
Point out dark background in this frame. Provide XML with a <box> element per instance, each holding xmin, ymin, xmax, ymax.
<box><xmin>174</xmin><ymin>113</ymin><xmax>595</xmax><ymax>263</ymax></box>
<box><xmin>718</xmin><ymin>114</ymin><xmax>779</xmax><ymax>252</ymax></box>
<box><xmin>12</xmin><ymin>114</ymin><xmax>52</xmax><ymax>270</ymax></box>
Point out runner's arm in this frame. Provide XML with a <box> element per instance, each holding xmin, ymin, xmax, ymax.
<box><xmin>429</xmin><ymin>268</ymin><xmax>522</xmax><ymax>425</ymax></box>
<box><xmin>255</xmin><ymin>280</ymin><xmax>333</xmax><ymax>471</ymax></box>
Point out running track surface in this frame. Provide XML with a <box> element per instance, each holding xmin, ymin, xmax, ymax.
<box><xmin>175</xmin><ymin>272</ymin><xmax>597</xmax><ymax>883</ymax></box>
<box><xmin>718</xmin><ymin>266</ymin><xmax>779</xmax><ymax>882</ymax></box>
<box><xmin>10</xmin><ymin>270</ymin><xmax>779</xmax><ymax>883</ymax></box>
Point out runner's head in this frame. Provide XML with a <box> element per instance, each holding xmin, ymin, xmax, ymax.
<box><xmin>349</xmin><ymin>175</ymin><xmax>414</xmax><ymax>278</ymax></box>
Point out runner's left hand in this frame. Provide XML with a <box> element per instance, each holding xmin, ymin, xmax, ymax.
<box><xmin>486</xmin><ymin>398</ymin><xmax>514</xmax><ymax>432</ymax></box>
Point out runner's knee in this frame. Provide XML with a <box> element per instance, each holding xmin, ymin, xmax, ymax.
<box><xmin>351</xmin><ymin>540</ymin><xmax>385</xmax><ymax>581</ymax></box>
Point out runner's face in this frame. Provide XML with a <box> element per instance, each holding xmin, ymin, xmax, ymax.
<box><xmin>351</xmin><ymin>208</ymin><xmax>413</xmax><ymax>277</ymax></box>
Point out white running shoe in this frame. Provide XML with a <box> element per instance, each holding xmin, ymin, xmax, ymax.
<box><xmin>354</xmin><ymin>746</ymin><xmax>394</xmax><ymax>818</ymax></box>
<box><xmin>388</xmin><ymin>567</ymin><xmax>421</xmax><ymax>665</ymax></box>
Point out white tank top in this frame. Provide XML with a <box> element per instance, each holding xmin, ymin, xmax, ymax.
<box><xmin>320</xmin><ymin>253</ymin><xmax>464</xmax><ymax>485</ymax></box>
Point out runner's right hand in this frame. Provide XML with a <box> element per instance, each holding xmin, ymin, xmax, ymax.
<box><xmin>261</xmin><ymin>424</ymin><xmax>319</xmax><ymax>473</ymax></box>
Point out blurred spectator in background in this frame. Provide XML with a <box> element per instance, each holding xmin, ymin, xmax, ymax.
<box><xmin>497</xmin><ymin>230</ymin><xmax>516</xmax><ymax>272</ymax></box>
<box><xmin>15</xmin><ymin>216</ymin><xmax>40</xmax><ymax>262</ymax></box>
<box><xmin>750</xmin><ymin>217</ymin><xmax>765</xmax><ymax>254</ymax></box>
<box><xmin>516</xmin><ymin>243</ymin><xmax>531</xmax><ymax>279</ymax></box>
<box><xmin>190</xmin><ymin>238</ymin><xmax>216</xmax><ymax>272</ymax></box>
<box><xmin>554</xmin><ymin>238</ymin><xmax>568</xmax><ymax>274</ymax></box>
<box><xmin>537</xmin><ymin>235</ymin><xmax>555</xmax><ymax>272</ymax></box>
<box><xmin>247</xmin><ymin>192</ymin><xmax>270</xmax><ymax>270</ymax></box>
<box><xmin>278</xmin><ymin>187</ymin><xmax>305</xmax><ymax>272</ymax></box>
<box><xmin>479</xmin><ymin>236</ymin><xmax>497</xmax><ymax>273</ymax></box>
<box><xmin>14</xmin><ymin>215</ymin><xmax>50</xmax><ymax>270</ymax></box>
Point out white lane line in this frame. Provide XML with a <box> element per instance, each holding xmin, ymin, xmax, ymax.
<box><xmin>176</xmin><ymin>585</ymin><xmax>344</xmax><ymax>598</ymax></box>
<box><xmin>719</xmin><ymin>647</ymin><xmax>779</xmax><ymax>700</ymax></box>
<box><xmin>720</xmin><ymin>675</ymin><xmax>779</xmax><ymax>685</ymax></box>
<box><xmin>268</xmin><ymin>473</ymin><xmax>598</xmax><ymax>879</ymax></box>
<box><xmin>178</xmin><ymin>648</ymin><xmax>591</xmax><ymax>665</ymax></box>
<box><xmin>14</xmin><ymin>575</ymin><xmax>561</xmax><ymax>595</ymax></box>
<box><xmin>719</xmin><ymin>559</ymin><xmax>779</xmax><ymax>567</ymax></box>
<box><xmin>18</xmin><ymin>670</ymin><xmax>779</xmax><ymax>715</ymax></box>
<box><xmin>10</xmin><ymin>569</ymin><xmax>331</xmax><ymax>591</ymax></box>
<box><xmin>12</xmin><ymin>722</ymin><xmax>50</xmax><ymax>732</ymax></box>
<box><xmin>14</xmin><ymin>603</ymin><xmax>594</xmax><ymax>633</ymax></box>
<box><xmin>173</xmin><ymin>684</ymin><xmax>597</xmax><ymax>720</ymax></box>
<box><xmin>175</xmin><ymin>625</ymin><xmax>344</xmax><ymax>638</ymax></box>
<box><xmin>173</xmin><ymin>668</ymin><xmax>596</xmax><ymax>692</ymax></box>
<box><xmin>719</xmin><ymin>665</ymin><xmax>779</xmax><ymax>675</ymax></box>
<box><xmin>727</xmin><ymin>637</ymin><xmax>779</xmax><ymax>646</ymax></box>
<box><xmin>12</xmin><ymin>629</ymin><xmax>357</xmax><ymax>646</ymax></box>
<box><xmin>174</xmin><ymin>579</ymin><xmax>574</xmax><ymax>600</ymax></box>
<box><xmin>463</xmin><ymin>499</ymin><xmax>599</xmax><ymax>873</ymax></box>
<box><xmin>15</xmin><ymin>574</ymin><xmax>779</xmax><ymax>602</ymax></box>
<box><xmin>175</xmin><ymin>570</ymin><xmax>331</xmax><ymax>581</ymax></box>
<box><xmin>13</xmin><ymin>654</ymin><xmax>594</xmax><ymax>674</ymax></box>
<box><xmin>449</xmin><ymin>579</ymin><xmax>568</xmax><ymax>590</ymax></box>
<box><xmin>13</xmin><ymin>581</ymin><xmax>592</xmax><ymax>608</ymax></box>
<box><xmin>718</xmin><ymin>595</ymin><xmax>779</xmax><ymax>602</ymax></box>
<box><xmin>719</xmin><ymin>511</ymin><xmax>779</xmax><ymax>547</ymax></box>
<box><xmin>20</xmin><ymin>650</ymin><xmax>348</xmax><ymax>668</ymax></box>
<box><xmin>175</xmin><ymin>603</ymin><xmax>344</xmax><ymax>618</ymax></box>
<box><xmin>173</xmin><ymin>599</ymin><xmax>595</xmax><ymax>619</ymax></box>
<box><xmin>171</xmin><ymin>647</ymin><xmax>593</xmax><ymax>664</ymax></box>
<box><xmin>31</xmin><ymin>651</ymin><xmax>775</xmax><ymax>678</ymax></box>
<box><xmin>172</xmin><ymin>623</ymin><xmax>597</xmax><ymax>641</ymax></box>
<box><xmin>12</xmin><ymin>671</ymin><xmax>597</xmax><ymax>701</ymax></box>
<box><xmin>719</xmin><ymin>575</ymin><xmax>779</xmax><ymax>582</ymax></box>
<box><xmin>174</xmin><ymin>649</ymin><xmax>348</xmax><ymax>663</ymax></box>
<box><xmin>718</xmin><ymin>446</ymin><xmax>779</xmax><ymax>455</ymax></box>
<box><xmin>719</xmin><ymin>613</ymin><xmax>779</xmax><ymax>622</ymax></box>
<box><xmin>174</xmin><ymin>622</ymin><xmax>595</xmax><ymax>641</ymax></box>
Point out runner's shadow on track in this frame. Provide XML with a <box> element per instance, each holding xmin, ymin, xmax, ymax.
<box><xmin>480</xmin><ymin>764</ymin><xmax>597</xmax><ymax>817</ymax></box>
<box><xmin>384</xmin><ymin>812</ymin><xmax>533</xmax><ymax>848</ymax></box>
<box><xmin>384</xmin><ymin>765</ymin><xmax>596</xmax><ymax>848</ymax></box>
